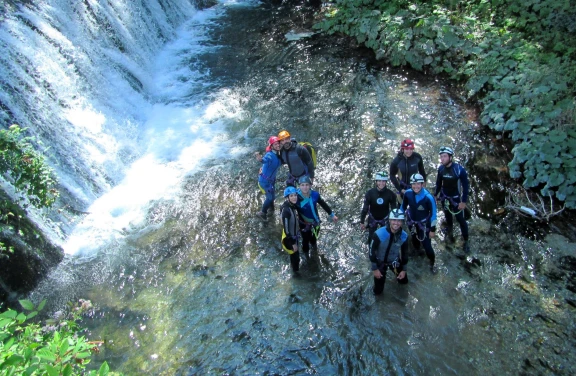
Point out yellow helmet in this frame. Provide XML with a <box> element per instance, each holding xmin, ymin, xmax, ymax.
<box><xmin>278</xmin><ymin>130</ymin><xmax>291</xmax><ymax>140</ymax></box>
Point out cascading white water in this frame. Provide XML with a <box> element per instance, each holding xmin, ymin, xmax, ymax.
<box><xmin>0</xmin><ymin>0</ymin><xmax>254</xmax><ymax>254</ymax></box>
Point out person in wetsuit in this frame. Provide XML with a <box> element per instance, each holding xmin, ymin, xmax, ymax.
<box><xmin>255</xmin><ymin>136</ymin><xmax>282</xmax><ymax>220</ymax></box>
<box><xmin>390</xmin><ymin>138</ymin><xmax>427</xmax><ymax>198</ymax></box>
<box><xmin>369</xmin><ymin>209</ymin><xmax>409</xmax><ymax>295</ymax></box>
<box><xmin>277</xmin><ymin>130</ymin><xmax>315</xmax><ymax>187</ymax></box>
<box><xmin>401</xmin><ymin>173</ymin><xmax>438</xmax><ymax>273</ymax></box>
<box><xmin>434</xmin><ymin>146</ymin><xmax>471</xmax><ymax>253</ymax></box>
<box><xmin>360</xmin><ymin>171</ymin><xmax>397</xmax><ymax>243</ymax></box>
<box><xmin>297</xmin><ymin>175</ymin><xmax>338</xmax><ymax>255</ymax></box>
<box><xmin>281</xmin><ymin>186</ymin><xmax>302</xmax><ymax>274</ymax></box>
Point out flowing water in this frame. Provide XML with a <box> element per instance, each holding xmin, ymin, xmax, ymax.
<box><xmin>2</xmin><ymin>0</ymin><xmax>575</xmax><ymax>375</ymax></box>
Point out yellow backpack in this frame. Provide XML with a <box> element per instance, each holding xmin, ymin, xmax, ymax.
<box><xmin>299</xmin><ymin>141</ymin><xmax>317</xmax><ymax>168</ymax></box>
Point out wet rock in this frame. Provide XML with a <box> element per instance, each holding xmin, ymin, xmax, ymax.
<box><xmin>232</xmin><ymin>331</ymin><xmax>250</xmax><ymax>342</ymax></box>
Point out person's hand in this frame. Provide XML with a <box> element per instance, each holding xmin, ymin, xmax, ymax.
<box><xmin>360</xmin><ymin>223</ymin><xmax>366</xmax><ymax>231</ymax></box>
<box><xmin>458</xmin><ymin>202</ymin><xmax>467</xmax><ymax>210</ymax></box>
<box><xmin>429</xmin><ymin>231</ymin><xmax>435</xmax><ymax>238</ymax></box>
<box><xmin>373</xmin><ymin>269</ymin><xmax>382</xmax><ymax>279</ymax></box>
<box><xmin>292</xmin><ymin>245</ymin><xmax>298</xmax><ymax>253</ymax></box>
<box><xmin>397</xmin><ymin>270</ymin><xmax>406</xmax><ymax>280</ymax></box>
<box><xmin>331</xmin><ymin>215</ymin><xmax>338</xmax><ymax>223</ymax></box>
<box><xmin>401</xmin><ymin>189</ymin><xmax>406</xmax><ymax>195</ymax></box>
<box><xmin>254</xmin><ymin>152</ymin><xmax>262</xmax><ymax>162</ymax></box>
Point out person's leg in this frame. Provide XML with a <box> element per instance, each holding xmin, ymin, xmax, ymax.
<box><xmin>396</xmin><ymin>265</ymin><xmax>408</xmax><ymax>284</ymax></box>
<box><xmin>373</xmin><ymin>268</ymin><xmax>386</xmax><ymax>295</ymax></box>
<box><xmin>283</xmin><ymin>237</ymin><xmax>300</xmax><ymax>272</ymax></box>
<box><xmin>455</xmin><ymin>209</ymin><xmax>469</xmax><ymax>241</ymax></box>
<box><xmin>261</xmin><ymin>185</ymin><xmax>275</xmax><ymax>214</ymax></box>
<box><xmin>422</xmin><ymin>235</ymin><xmax>436</xmax><ymax>272</ymax></box>
<box><xmin>300</xmin><ymin>226</ymin><xmax>312</xmax><ymax>254</ymax></box>
<box><xmin>410</xmin><ymin>225</ymin><xmax>421</xmax><ymax>251</ymax></box>
<box><xmin>289</xmin><ymin>251</ymin><xmax>300</xmax><ymax>272</ymax></box>
<box><xmin>443</xmin><ymin>208</ymin><xmax>455</xmax><ymax>243</ymax></box>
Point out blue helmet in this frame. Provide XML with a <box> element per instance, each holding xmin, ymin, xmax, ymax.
<box><xmin>284</xmin><ymin>186</ymin><xmax>297</xmax><ymax>197</ymax></box>
<box><xmin>298</xmin><ymin>175</ymin><xmax>312</xmax><ymax>185</ymax></box>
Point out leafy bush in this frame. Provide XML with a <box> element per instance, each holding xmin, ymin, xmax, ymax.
<box><xmin>0</xmin><ymin>299</ymin><xmax>113</xmax><ymax>376</ymax></box>
<box><xmin>315</xmin><ymin>0</ymin><xmax>576</xmax><ymax>208</ymax></box>
<box><xmin>0</xmin><ymin>125</ymin><xmax>59</xmax><ymax>210</ymax></box>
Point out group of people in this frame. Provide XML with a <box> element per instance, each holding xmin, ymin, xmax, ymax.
<box><xmin>255</xmin><ymin>134</ymin><xmax>471</xmax><ymax>294</ymax></box>
<box><xmin>255</xmin><ymin>130</ymin><xmax>337</xmax><ymax>274</ymax></box>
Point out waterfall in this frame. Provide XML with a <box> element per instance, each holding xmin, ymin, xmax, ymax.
<box><xmin>0</xmin><ymin>0</ymin><xmax>253</xmax><ymax>255</ymax></box>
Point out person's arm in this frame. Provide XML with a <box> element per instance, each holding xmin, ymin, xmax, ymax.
<box><xmin>296</xmin><ymin>145</ymin><xmax>314</xmax><ymax>179</ymax></box>
<box><xmin>369</xmin><ymin>233</ymin><xmax>381</xmax><ymax>270</ymax></box>
<box><xmin>459</xmin><ymin>165</ymin><xmax>470</xmax><ymax>203</ymax></box>
<box><xmin>360</xmin><ymin>191</ymin><xmax>370</xmax><ymax>229</ymax></box>
<box><xmin>434</xmin><ymin>166</ymin><xmax>443</xmax><ymax>197</ymax></box>
<box><xmin>428</xmin><ymin>193</ymin><xmax>437</xmax><ymax>234</ymax></box>
<box><xmin>418</xmin><ymin>154</ymin><xmax>427</xmax><ymax>181</ymax></box>
<box><xmin>400</xmin><ymin>240</ymin><xmax>408</xmax><ymax>267</ymax></box>
<box><xmin>318</xmin><ymin>196</ymin><xmax>338</xmax><ymax>222</ymax></box>
<box><xmin>389</xmin><ymin>159</ymin><xmax>401</xmax><ymax>192</ymax></box>
<box><xmin>401</xmin><ymin>192</ymin><xmax>409</xmax><ymax>212</ymax></box>
<box><xmin>388</xmin><ymin>191</ymin><xmax>398</xmax><ymax>210</ymax></box>
<box><xmin>281</xmin><ymin>208</ymin><xmax>294</xmax><ymax>236</ymax></box>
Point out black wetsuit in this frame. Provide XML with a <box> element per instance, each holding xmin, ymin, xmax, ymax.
<box><xmin>434</xmin><ymin>162</ymin><xmax>470</xmax><ymax>240</ymax></box>
<box><xmin>360</xmin><ymin>186</ymin><xmax>397</xmax><ymax>242</ymax></box>
<box><xmin>281</xmin><ymin>200</ymin><xmax>301</xmax><ymax>272</ymax></box>
<box><xmin>389</xmin><ymin>152</ymin><xmax>427</xmax><ymax>193</ymax></box>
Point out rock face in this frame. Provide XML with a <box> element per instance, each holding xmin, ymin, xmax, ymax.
<box><xmin>0</xmin><ymin>203</ymin><xmax>64</xmax><ymax>309</ymax></box>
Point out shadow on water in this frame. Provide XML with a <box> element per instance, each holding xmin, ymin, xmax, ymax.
<box><xmin>31</xmin><ymin>2</ymin><xmax>576</xmax><ymax>375</ymax></box>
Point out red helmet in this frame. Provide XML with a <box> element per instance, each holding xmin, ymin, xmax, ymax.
<box><xmin>401</xmin><ymin>138</ymin><xmax>415</xmax><ymax>150</ymax></box>
<box><xmin>268</xmin><ymin>136</ymin><xmax>280</xmax><ymax>145</ymax></box>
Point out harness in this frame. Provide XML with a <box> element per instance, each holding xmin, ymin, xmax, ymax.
<box><xmin>367</xmin><ymin>212</ymin><xmax>389</xmax><ymax>230</ymax></box>
<box><xmin>405</xmin><ymin>209</ymin><xmax>429</xmax><ymax>242</ymax></box>
<box><xmin>438</xmin><ymin>189</ymin><xmax>462</xmax><ymax>215</ymax></box>
<box><xmin>299</xmin><ymin>217</ymin><xmax>320</xmax><ymax>238</ymax></box>
<box><xmin>259</xmin><ymin>172</ymin><xmax>277</xmax><ymax>193</ymax></box>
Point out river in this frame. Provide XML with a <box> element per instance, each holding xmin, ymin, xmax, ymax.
<box><xmin>19</xmin><ymin>1</ymin><xmax>576</xmax><ymax>375</ymax></box>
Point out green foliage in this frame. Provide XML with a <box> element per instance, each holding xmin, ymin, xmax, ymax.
<box><xmin>0</xmin><ymin>299</ymin><xmax>115</xmax><ymax>376</ymax></box>
<box><xmin>315</xmin><ymin>0</ymin><xmax>576</xmax><ymax>208</ymax></box>
<box><xmin>0</xmin><ymin>125</ymin><xmax>59</xmax><ymax>210</ymax></box>
<box><xmin>0</xmin><ymin>124</ymin><xmax>60</xmax><ymax>255</ymax></box>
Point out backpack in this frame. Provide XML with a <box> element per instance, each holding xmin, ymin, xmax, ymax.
<box><xmin>299</xmin><ymin>141</ymin><xmax>317</xmax><ymax>168</ymax></box>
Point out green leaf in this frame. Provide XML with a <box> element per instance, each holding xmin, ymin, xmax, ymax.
<box><xmin>37</xmin><ymin>348</ymin><xmax>57</xmax><ymax>362</ymax></box>
<box><xmin>75</xmin><ymin>352</ymin><xmax>92</xmax><ymax>359</ymax></box>
<box><xmin>0</xmin><ymin>310</ymin><xmax>17</xmax><ymax>319</ymax></box>
<box><xmin>46</xmin><ymin>365</ymin><xmax>60</xmax><ymax>376</ymax></box>
<box><xmin>98</xmin><ymin>361</ymin><xmax>110</xmax><ymax>376</ymax></box>
<box><xmin>19</xmin><ymin>300</ymin><xmax>35</xmax><ymax>311</ymax></box>
<box><xmin>3</xmin><ymin>354</ymin><xmax>24</xmax><ymax>366</ymax></box>
<box><xmin>37</xmin><ymin>300</ymin><xmax>47</xmax><ymax>311</ymax></box>
<box><xmin>62</xmin><ymin>364</ymin><xmax>73</xmax><ymax>376</ymax></box>
<box><xmin>26</xmin><ymin>311</ymin><xmax>38</xmax><ymax>320</ymax></box>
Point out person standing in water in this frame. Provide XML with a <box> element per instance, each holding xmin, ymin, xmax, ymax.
<box><xmin>297</xmin><ymin>175</ymin><xmax>338</xmax><ymax>255</ymax></box>
<box><xmin>254</xmin><ymin>136</ymin><xmax>282</xmax><ymax>220</ymax></box>
<box><xmin>390</xmin><ymin>138</ymin><xmax>427</xmax><ymax>199</ymax></box>
<box><xmin>281</xmin><ymin>186</ymin><xmax>301</xmax><ymax>274</ymax></box>
<box><xmin>359</xmin><ymin>171</ymin><xmax>397</xmax><ymax>243</ymax></box>
<box><xmin>369</xmin><ymin>209</ymin><xmax>409</xmax><ymax>295</ymax></box>
<box><xmin>434</xmin><ymin>146</ymin><xmax>471</xmax><ymax>253</ymax></box>
<box><xmin>401</xmin><ymin>173</ymin><xmax>438</xmax><ymax>273</ymax></box>
<box><xmin>277</xmin><ymin>130</ymin><xmax>315</xmax><ymax>187</ymax></box>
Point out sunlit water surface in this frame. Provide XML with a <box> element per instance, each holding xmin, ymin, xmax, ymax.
<box><xmin>30</xmin><ymin>2</ymin><xmax>576</xmax><ymax>375</ymax></box>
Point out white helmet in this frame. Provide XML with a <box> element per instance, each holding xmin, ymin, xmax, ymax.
<box><xmin>410</xmin><ymin>173</ymin><xmax>425</xmax><ymax>184</ymax></box>
<box><xmin>389</xmin><ymin>209</ymin><xmax>405</xmax><ymax>221</ymax></box>
<box><xmin>373</xmin><ymin>171</ymin><xmax>389</xmax><ymax>181</ymax></box>
<box><xmin>439</xmin><ymin>146</ymin><xmax>454</xmax><ymax>156</ymax></box>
